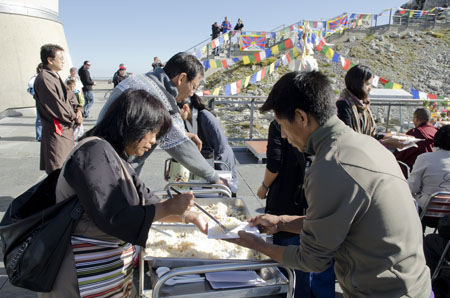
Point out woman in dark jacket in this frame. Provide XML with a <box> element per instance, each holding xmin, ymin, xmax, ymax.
<box><xmin>336</xmin><ymin>64</ymin><xmax>377</xmax><ymax>137</ymax></box>
<box><xmin>38</xmin><ymin>89</ymin><xmax>207</xmax><ymax>298</ymax></box>
<box><xmin>178</xmin><ymin>94</ymin><xmax>238</xmax><ymax>195</ymax></box>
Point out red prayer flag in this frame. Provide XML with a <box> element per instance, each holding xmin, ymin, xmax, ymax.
<box><xmin>428</xmin><ymin>93</ymin><xmax>437</xmax><ymax>99</ymax></box>
<box><xmin>221</xmin><ymin>60</ymin><xmax>227</xmax><ymax>68</ymax></box>
<box><xmin>285</xmin><ymin>39</ymin><xmax>293</xmax><ymax>49</ymax></box>
<box><xmin>236</xmin><ymin>80</ymin><xmax>241</xmax><ymax>94</ymax></box>
<box><xmin>254</xmin><ymin>52</ymin><xmax>261</xmax><ymax>62</ymax></box>
<box><xmin>261</xmin><ymin>67</ymin><xmax>266</xmax><ymax>80</ymax></box>
<box><xmin>342</xmin><ymin>58</ymin><xmax>351</xmax><ymax>71</ymax></box>
<box><xmin>399</xmin><ymin>9</ymin><xmax>406</xmax><ymax>15</ymax></box>
<box><xmin>203</xmin><ymin>90</ymin><xmax>211</xmax><ymax>95</ymax></box>
<box><xmin>210</xmin><ymin>41</ymin><xmax>216</xmax><ymax>49</ymax></box>
<box><xmin>316</xmin><ymin>40</ymin><xmax>325</xmax><ymax>52</ymax></box>
<box><xmin>286</xmin><ymin>52</ymin><xmax>291</xmax><ymax>63</ymax></box>
<box><xmin>379</xmin><ymin>77</ymin><xmax>389</xmax><ymax>85</ymax></box>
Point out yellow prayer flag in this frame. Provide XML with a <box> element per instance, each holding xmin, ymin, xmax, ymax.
<box><xmin>272</xmin><ymin>45</ymin><xmax>279</xmax><ymax>55</ymax></box>
<box><xmin>224</xmin><ymin>34</ymin><xmax>229</xmax><ymax>41</ymax></box>
<box><xmin>292</xmin><ymin>47</ymin><xmax>299</xmax><ymax>57</ymax></box>
<box><xmin>325</xmin><ymin>48</ymin><xmax>334</xmax><ymax>59</ymax></box>
<box><xmin>244</xmin><ymin>76</ymin><xmax>251</xmax><ymax>87</ymax></box>
<box><xmin>269</xmin><ymin>63</ymin><xmax>275</xmax><ymax>74</ymax></box>
<box><xmin>409</xmin><ymin>11</ymin><xmax>414</xmax><ymax>18</ymax></box>
<box><xmin>213</xmin><ymin>87</ymin><xmax>220</xmax><ymax>95</ymax></box>
<box><xmin>202</xmin><ymin>46</ymin><xmax>207</xmax><ymax>54</ymax></box>
<box><xmin>357</xmin><ymin>19</ymin><xmax>363</xmax><ymax>26</ymax></box>
<box><xmin>243</xmin><ymin>56</ymin><xmax>250</xmax><ymax>65</ymax></box>
<box><xmin>393</xmin><ymin>83</ymin><xmax>402</xmax><ymax>89</ymax></box>
<box><xmin>210</xmin><ymin>61</ymin><xmax>217</xmax><ymax>68</ymax></box>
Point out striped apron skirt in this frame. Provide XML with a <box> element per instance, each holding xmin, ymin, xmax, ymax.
<box><xmin>71</xmin><ymin>236</ymin><xmax>136</xmax><ymax>298</ymax></box>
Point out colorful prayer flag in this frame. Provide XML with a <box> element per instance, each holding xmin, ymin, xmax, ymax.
<box><xmin>325</xmin><ymin>47</ymin><xmax>334</xmax><ymax>60</ymax></box>
<box><xmin>243</xmin><ymin>56</ymin><xmax>250</xmax><ymax>65</ymax></box>
<box><xmin>272</xmin><ymin>45</ymin><xmax>279</xmax><ymax>55</ymax></box>
<box><xmin>332</xmin><ymin>52</ymin><xmax>339</xmax><ymax>63</ymax></box>
<box><xmin>240</xmin><ymin>34</ymin><xmax>266</xmax><ymax>51</ymax></box>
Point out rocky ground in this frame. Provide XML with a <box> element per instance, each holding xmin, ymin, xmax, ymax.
<box><xmin>203</xmin><ymin>27</ymin><xmax>450</xmax><ymax>143</ymax></box>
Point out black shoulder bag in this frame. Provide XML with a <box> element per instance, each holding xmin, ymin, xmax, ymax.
<box><xmin>0</xmin><ymin>168</ymin><xmax>83</xmax><ymax>292</ymax></box>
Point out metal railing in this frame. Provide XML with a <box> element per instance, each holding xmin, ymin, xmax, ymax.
<box><xmin>203</xmin><ymin>95</ymin><xmax>449</xmax><ymax>141</ymax></box>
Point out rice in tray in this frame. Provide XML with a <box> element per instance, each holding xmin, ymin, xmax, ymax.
<box><xmin>146</xmin><ymin>202</ymin><xmax>265</xmax><ymax>259</ymax></box>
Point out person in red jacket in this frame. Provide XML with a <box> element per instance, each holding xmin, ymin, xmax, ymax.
<box><xmin>394</xmin><ymin>108</ymin><xmax>437</xmax><ymax>177</ymax></box>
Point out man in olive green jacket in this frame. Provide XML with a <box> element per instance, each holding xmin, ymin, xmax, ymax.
<box><xmin>232</xmin><ymin>71</ymin><xmax>431</xmax><ymax>297</ymax></box>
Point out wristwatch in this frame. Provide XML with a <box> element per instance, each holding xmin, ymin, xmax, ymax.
<box><xmin>261</xmin><ymin>182</ymin><xmax>269</xmax><ymax>191</ymax></box>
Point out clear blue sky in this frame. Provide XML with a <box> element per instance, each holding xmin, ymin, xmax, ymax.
<box><xmin>59</xmin><ymin>0</ymin><xmax>407</xmax><ymax>78</ymax></box>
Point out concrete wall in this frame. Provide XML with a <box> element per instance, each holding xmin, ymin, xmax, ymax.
<box><xmin>0</xmin><ymin>0</ymin><xmax>73</xmax><ymax>113</ymax></box>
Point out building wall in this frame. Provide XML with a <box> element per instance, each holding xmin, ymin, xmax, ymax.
<box><xmin>0</xmin><ymin>0</ymin><xmax>73</xmax><ymax>113</ymax></box>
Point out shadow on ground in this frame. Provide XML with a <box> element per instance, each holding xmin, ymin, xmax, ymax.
<box><xmin>0</xmin><ymin>136</ymin><xmax>37</xmax><ymax>142</ymax></box>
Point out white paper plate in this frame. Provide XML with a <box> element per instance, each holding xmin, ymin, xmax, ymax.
<box><xmin>207</xmin><ymin>222</ymin><xmax>260</xmax><ymax>239</ymax></box>
<box><xmin>205</xmin><ymin>271</ymin><xmax>266</xmax><ymax>289</ymax></box>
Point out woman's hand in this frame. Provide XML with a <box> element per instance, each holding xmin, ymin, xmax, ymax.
<box><xmin>154</xmin><ymin>191</ymin><xmax>194</xmax><ymax>221</ymax></box>
<box><xmin>185</xmin><ymin>211</ymin><xmax>209</xmax><ymax>234</ymax></box>
<box><xmin>256</xmin><ymin>185</ymin><xmax>268</xmax><ymax>199</ymax></box>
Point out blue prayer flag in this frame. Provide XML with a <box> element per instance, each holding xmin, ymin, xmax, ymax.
<box><xmin>203</xmin><ymin>61</ymin><xmax>210</xmax><ymax>70</ymax></box>
<box><xmin>311</xmin><ymin>33</ymin><xmax>316</xmax><ymax>44</ymax></box>
<box><xmin>411</xmin><ymin>89</ymin><xmax>420</xmax><ymax>99</ymax></box>
<box><xmin>224</xmin><ymin>85</ymin><xmax>231</xmax><ymax>96</ymax></box>
<box><xmin>265</xmin><ymin>49</ymin><xmax>272</xmax><ymax>58</ymax></box>
<box><xmin>332</xmin><ymin>52</ymin><xmax>340</xmax><ymax>63</ymax></box>
<box><xmin>250</xmin><ymin>73</ymin><xmax>257</xmax><ymax>84</ymax></box>
<box><xmin>275</xmin><ymin>59</ymin><xmax>281</xmax><ymax>69</ymax></box>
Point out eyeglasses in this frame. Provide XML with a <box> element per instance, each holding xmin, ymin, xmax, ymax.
<box><xmin>189</xmin><ymin>80</ymin><xmax>199</xmax><ymax>92</ymax></box>
<box><xmin>86</xmin><ymin>64</ymin><xmax>91</xmax><ymax>66</ymax></box>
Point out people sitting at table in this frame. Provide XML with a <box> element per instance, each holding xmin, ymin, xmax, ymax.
<box><xmin>336</xmin><ymin>64</ymin><xmax>377</xmax><ymax>137</ymax></box>
<box><xmin>391</xmin><ymin>108</ymin><xmax>438</xmax><ymax>178</ymax></box>
<box><xmin>178</xmin><ymin>94</ymin><xmax>238</xmax><ymax>195</ymax></box>
<box><xmin>408</xmin><ymin>124</ymin><xmax>450</xmax><ymax>229</ymax></box>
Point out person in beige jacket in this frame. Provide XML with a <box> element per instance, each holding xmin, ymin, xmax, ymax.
<box><xmin>231</xmin><ymin>71</ymin><xmax>432</xmax><ymax>297</ymax></box>
<box><xmin>34</xmin><ymin>44</ymin><xmax>83</xmax><ymax>174</ymax></box>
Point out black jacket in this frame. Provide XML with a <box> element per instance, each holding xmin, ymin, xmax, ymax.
<box><xmin>211</xmin><ymin>24</ymin><xmax>221</xmax><ymax>40</ymax></box>
<box><xmin>234</xmin><ymin>23</ymin><xmax>244</xmax><ymax>31</ymax></box>
<box><xmin>78</xmin><ymin>67</ymin><xmax>94</xmax><ymax>91</ymax></box>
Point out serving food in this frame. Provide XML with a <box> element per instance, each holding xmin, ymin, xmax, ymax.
<box><xmin>146</xmin><ymin>202</ymin><xmax>265</xmax><ymax>259</ymax></box>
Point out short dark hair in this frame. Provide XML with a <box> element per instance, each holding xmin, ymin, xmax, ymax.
<box><xmin>434</xmin><ymin>125</ymin><xmax>450</xmax><ymax>150</ymax></box>
<box><xmin>84</xmin><ymin>89</ymin><xmax>172</xmax><ymax>157</ymax></box>
<box><xmin>414</xmin><ymin>108</ymin><xmax>431</xmax><ymax>123</ymax></box>
<box><xmin>178</xmin><ymin>94</ymin><xmax>215</xmax><ymax>115</ymax></box>
<box><xmin>345</xmin><ymin>64</ymin><xmax>373</xmax><ymax>100</ymax></box>
<box><xmin>40</xmin><ymin>44</ymin><xmax>64</xmax><ymax>66</ymax></box>
<box><xmin>83</xmin><ymin>61</ymin><xmax>90</xmax><ymax>65</ymax></box>
<box><xmin>36</xmin><ymin>63</ymin><xmax>43</xmax><ymax>74</ymax></box>
<box><xmin>163</xmin><ymin>52</ymin><xmax>204</xmax><ymax>82</ymax></box>
<box><xmin>260</xmin><ymin>71</ymin><xmax>336</xmax><ymax>125</ymax></box>
<box><xmin>66</xmin><ymin>78</ymin><xmax>76</xmax><ymax>86</ymax></box>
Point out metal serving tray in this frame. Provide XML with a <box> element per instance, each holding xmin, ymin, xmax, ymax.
<box><xmin>144</xmin><ymin>258</ymin><xmax>293</xmax><ymax>298</ymax></box>
<box><xmin>152</xmin><ymin>197</ymin><xmax>249</xmax><ymax>229</ymax></box>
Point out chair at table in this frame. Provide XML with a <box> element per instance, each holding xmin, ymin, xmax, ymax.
<box><xmin>397</xmin><ymin>160</ymin><xmax>411</xmax><ymax>179</ymax></box>
<box><xmin>420</xmin><ymin>191</ymin><xmax>450</xmax><ymax>221</ymax></box>
<box><xmin>420</xmin><ymin>191</ymin><xmax>450</xmax><ymax>280</ymax></box>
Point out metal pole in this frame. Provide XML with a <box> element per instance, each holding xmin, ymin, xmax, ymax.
<box><xmin>389</xmin><ymin>9</ymin><xmax>392</xmax><ymax>27</ymax></box>
<box><xmin>250</xmin><ymin>99</ymin><xmax>255</xmax><ymax>139</ymax></box>
<box><xmin>386</xmin><ymin>103</ymin><xmax>391</xmax><ymax>132</ymax></box>
<box><xmin>399</xmin><ymin>106</ymin><xmax>403</xmax><ymax>132</ymax></box>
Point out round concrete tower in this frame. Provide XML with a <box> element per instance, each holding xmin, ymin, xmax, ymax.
<box><xmin>0</xmin><ymin>0</ymin><xmax>73</xmax><ymax>113</ymax></box>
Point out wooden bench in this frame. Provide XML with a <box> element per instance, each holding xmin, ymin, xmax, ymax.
<box><xmin>246</xmin><ymin>141</ymin><xmax>267</xmax><ymax>164</ymax></box>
